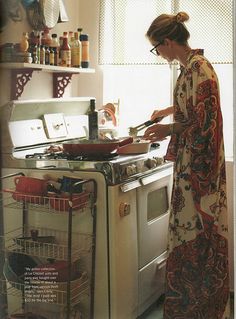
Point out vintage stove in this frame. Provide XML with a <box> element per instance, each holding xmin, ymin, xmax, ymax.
<box><xmin>0</xmin><ymin>98</ymin><xmax>173</xmax><ymax>319</ymax></box>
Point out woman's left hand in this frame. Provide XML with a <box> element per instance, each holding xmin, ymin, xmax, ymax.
<box><xmin>143</xmin><ymin>124</ymin><xmax>169</xmax><ymax>142</ymax></box>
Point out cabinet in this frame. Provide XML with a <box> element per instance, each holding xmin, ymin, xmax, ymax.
<box><xmin>0</xmin><ymin>172</ymin><xmax>97</xmax><ymax>319</ymax></box>
<box><xmin>0</xmin><ymin>63</ymin><xmax>95</xmax><ymax>99</ymax></box>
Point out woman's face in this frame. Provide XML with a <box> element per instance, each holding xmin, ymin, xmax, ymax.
<box><xmin>151</xmin><ymin>39</ymin><xmax>176</xmax><ymax>62</ymax></box>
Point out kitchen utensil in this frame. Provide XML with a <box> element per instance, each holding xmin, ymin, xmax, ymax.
<box><xmin>59</xmin><ymin>176</ymin><xmax>83</xmax><ymax>193</ymax></box>
<box><xmin>118</xmin><ymin>139</ymin><xmax>151</xmax><ymax>154</ymax></box>
<box><xmin>26</xmin><ymin>0</ymin><xmax>60</xmax><ymax>31</ymax></box>
<box><xmin>3</xmin><ymin>253</ymin><xmax>39</xmax><ymax>286</ymax></box>
<box><xmin>129</xmin><ymin>117</ymin><xmax>164</xmax><ymax>137</ymax></box>
<box><xmin>14</xmin><ymin>176</ymin><xmax>48</xmax><ymax>195</ymax></box>
<box><xmin>62</xmin><ymin>136</ymin><xmax>133</xmax><ymax>156</ymax></box>
<box><xmin>58</xmin><ymin>0</ymin><xmax>69</xmax><ymax>22</ymax></box>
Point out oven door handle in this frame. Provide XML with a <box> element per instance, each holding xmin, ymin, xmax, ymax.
<box><xmin>140</xmin><ymin>166</ymin><xmax>173</xmax><ymax>186</ymax></box>
<box><xmin>120</xmin><ymin>180</ymin><xmax>141</xmax><ymax>192</ymax></box>
<box><xmin>156</xmin><ymin>257</ymin><xmax>167</xmax><ymax>270</ymax></box>
<box><xmin>156</xmin><ymin>251</ymin><xmax>168</xmax><ymax>270</ymax></box>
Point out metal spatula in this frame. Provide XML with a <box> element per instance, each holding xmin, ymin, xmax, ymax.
<box><xmin>129</xmin><ymin>116</ymin><xmax>164</xmax><ymax>137</ymax></box>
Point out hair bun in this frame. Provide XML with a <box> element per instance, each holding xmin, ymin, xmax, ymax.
<box><xmin>176</xmin><ymin>12</ymin><xmax>189</xmax><ymax>23</ymax></box>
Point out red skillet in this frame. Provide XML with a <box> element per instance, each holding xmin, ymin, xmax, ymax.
<box><xmin>63</xmin><ymin>136</ymin><xmax>133</xmax><ymax>156</ymax></box>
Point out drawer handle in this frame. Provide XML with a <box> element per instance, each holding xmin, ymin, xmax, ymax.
<box><xmin>156</xmin><ymin>258</ymin><xmax>167</xmax><ymax>270</ymax></box>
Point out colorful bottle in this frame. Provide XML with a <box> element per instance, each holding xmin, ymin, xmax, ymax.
<box><xmin>51</xmin><ymin>33</ymin><xmax>59</xmax><ymax>66</ymax></box>
<box><xmin>41</xmin><ymin>29</ymin><xmax>52</xmax><ymax>47</ymax></box>
<box><xmin>40</xmin><ymin>45</ymin><xmax>45</xmax><ymax>64</ymax></box>
<box><xmin>78</xmin><ymin>28</ymin><xmax>89</xmax><ymax>68</ymax></box>
<box><xmin>45</xmin><ymin>46</ymin><xmax>50</xmax><ymax>65</ymax></box>
<box><xmin>60</xmin><ymin>32</ymin><xmax>71</xmax><ymax>67</ymax></box>
<box><xmin>36</xmin><ymin>34</ymin><xmax>41</xmax><ymax>64</ymax></box>
<box><xmin>71</xmin><ymin>32</ymin><xmax>82</xmax><ymax>67</ymax></box>
<box><xmin>49</xmin><ymin>47</ymin><xmax>55</xmax><ymax>65</ymax></box>
<box><xmin>88</xmin><ymin>99</ymin><xmax>98</xmax><ymax>140</ymax></box>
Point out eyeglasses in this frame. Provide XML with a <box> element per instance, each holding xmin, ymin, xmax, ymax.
<box><xmin>150</xmin><ymin>42</ymin><xmax>163</xmax><ymax>56</ymax></box>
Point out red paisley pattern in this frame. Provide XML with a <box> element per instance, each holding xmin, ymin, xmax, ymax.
<box><xmin>164</xmin><ymin>232</ymin><xmax>229</xmax><ymax>319</ymax></box>
<box><xmin>164</xmin><ymin>50</ymin><xmax>229</xmax><ymax>318</ymax></box>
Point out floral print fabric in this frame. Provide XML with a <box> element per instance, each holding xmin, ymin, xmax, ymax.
<box><xmin>164</xmin><ymin>50</ymin><xmax>230</xmax><ymax>318</ymax></box>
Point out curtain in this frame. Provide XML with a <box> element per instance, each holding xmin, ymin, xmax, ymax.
<box><xmin>98</xmin><ymin>0</ymin><xmax>233</xmax><ymax>65</ymax></box>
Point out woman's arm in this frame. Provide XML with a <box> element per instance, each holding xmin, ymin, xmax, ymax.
<box><xmin>151</xmin><ymin>106</ymin><xmax>174</xmax><ymax>121</ymax></box>
<box><xmin>143</xmin><ymin>122</ymin><xmax>186</xmax><ymax>142</ymax></box>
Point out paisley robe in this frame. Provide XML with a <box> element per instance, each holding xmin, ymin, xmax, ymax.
<box><xmin>163</xmin><ymin>49</ymin><xmax>230</xmax><ymax>319</ymax></box>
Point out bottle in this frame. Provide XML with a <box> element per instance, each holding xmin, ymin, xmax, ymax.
<box><xmin>51</xmin><ymin>33</ymin><xmax>59</xmax><ymax>65</ymax></box>
<box><xmin>71</xmin><ymin>32</ymin><xmax>81</xmax><ymax>67</ymax></box>
<box><xmin>69</xmin><ymin>31</ymin><xmax>74</xmax><ymax>46</ymax></box>
<box><xmin>40</xmin><ymin>45</ymin><xmax>45</xmax><ymax>64</ymax></box>
<box><xmin>36</xmin><ymin>34</ymin><xmax>41</xmax><ymax>64</ymax></box>
<box><xmin>45</xmin><ymin>46</ymin><xmax>50</xmax><ymax>65</ymax></box>
<box><xmin>78</xmin><ymin>28</ymin><xmax>89</xmax><ymax>68</ymax></box>
<box><xmin>88</xmin><ymin>99</ymin><xmax>98</xmax><ymax>140</ymax></box>
<box><xmin>32</xmin><ymin>44</ymin><xmax>38</xmax><ymax>64</ymax></box>
<box><xmin>49</xmin><ymin>47</ymin><xmax>55</xmax><ymax>65</ymax></box>
<box><xmin>60</xmin><ymin>32</ymin><xmax>71</xmax><ymax>67</ymax></box>
<box><xmin>28</xmin><ymin>31</ymin><xmax>37</xmax><ymax>56</ymax></box>
<box><xmin>20</xmin><ymin>32</ymin><xmax>29</xmax><ymax>52</ymax></box>
<box><xmin>59</xmin><ymin>36</ymin><xmax>63</xmax><ymax>65</ymax></box>
<box><xmin>41</xmin><ymin>29</ymin><xmax>52</xmax><ymax>47</ymax></box>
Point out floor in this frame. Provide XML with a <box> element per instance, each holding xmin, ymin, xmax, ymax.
<box><xmin>141</xmin><ymin>294</ymin><xmax>234</xmax><ymax>319</ymax></box>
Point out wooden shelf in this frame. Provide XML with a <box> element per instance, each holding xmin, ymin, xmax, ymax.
<box><xmin>0</xmin><ymin>63</ymin><xmax>95</xmax><ymax>99</ymax></box>
<box><xmin>0</xmin><ymin>62</ymin><xmax>95</xmax><ymax>74</ymax></box>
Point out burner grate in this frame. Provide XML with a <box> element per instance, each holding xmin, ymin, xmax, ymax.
<box><xmin>25</xmin><ymin>152</ymin><xmax>68</xmax><ymax>160</ymax></box>
<box><xmin>25</xmin><ymin>151</ymin><xmax>119</xmax><ymax>161</ymax></box>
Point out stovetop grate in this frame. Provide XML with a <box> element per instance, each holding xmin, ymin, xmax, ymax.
<box><xmin>25</xmin><ymin>151</ymin><xmax>119</xmax><ymax>162</ymax></box>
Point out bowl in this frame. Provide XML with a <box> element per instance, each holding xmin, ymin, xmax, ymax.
<box><xmin>3</xmin><ymin>253</ymin><xmax>39</xmax><ymax>288</ymax></box>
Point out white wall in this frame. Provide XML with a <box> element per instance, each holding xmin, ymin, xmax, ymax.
<box><xmin>0</xmin><ymin>0</ymin><xmax>85</xmax><ymax>105</ymax></box>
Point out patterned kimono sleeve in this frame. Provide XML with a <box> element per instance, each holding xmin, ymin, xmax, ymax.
<box><xmin>181</xmin><ymin>59</ymin><xmax>223</xmax><ymax>198</ymax></box>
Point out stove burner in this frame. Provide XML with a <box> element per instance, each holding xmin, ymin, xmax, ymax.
<box><xmin>25</xmin><ymin>152</ymin><xmax>68</xmax><ymax>160</ymax></box>
<box><xmin>25</xmin><ymin>152</ymin><xmax>119</xmax><ymax>161</ymax></box>
<box><xmin>67</xmin><ymin>152</ymin><xmax>119</xmax><ymax>161</ymax></box>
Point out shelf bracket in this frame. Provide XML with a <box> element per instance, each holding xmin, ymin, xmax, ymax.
<box><xmin>53</xmin><ymin>73</ymin><xmax>74</xmax><ymax>98</ymax></box>
<box><xmin>11</xmin><ymin>69</ymin><xmax>35</xmax><ymax>100</ymax></box>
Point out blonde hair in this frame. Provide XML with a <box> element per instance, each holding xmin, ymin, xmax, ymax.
<box><xmin>146</xmin><ymin>12</ymin><xmax>190</xmax><ymax>45</ymax></box>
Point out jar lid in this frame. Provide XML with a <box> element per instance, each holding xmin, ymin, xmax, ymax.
<box><xmin>80</xmin><ymin>34</ymin><xmax>89</xmax><ymax>41</ymax></box>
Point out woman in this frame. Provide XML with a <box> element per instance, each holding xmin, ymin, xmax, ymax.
<box><xmin>144</xmin><ymin>12</ymin><xmax>230</xmax><ymax>319</ymax></box>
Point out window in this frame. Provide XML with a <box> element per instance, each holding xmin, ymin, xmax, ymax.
<box><xmin>99</xmin><ymin>0</ymin><xmax>233</xmax><ymax>158</ymax></box>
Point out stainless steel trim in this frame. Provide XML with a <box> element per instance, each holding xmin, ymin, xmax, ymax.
<box><xmin>140</xmin><ymin>166</ymin><xmax>173</xmax><ymax>186</ymax></box>
<box><xmin>120</xmin><ymin>180</ymin><xmax>141</xmax><ymax>192</ymax></box>
<box><xmin>156</xmin><ymin>250</ymin><xmax>168</xmax><ymax>270</ymax></box>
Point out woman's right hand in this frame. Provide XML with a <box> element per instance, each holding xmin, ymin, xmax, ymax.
<box><xmin>151</xmin><ymin>106</ymin><xmax>174</xmax><ymax>121</ymax></box>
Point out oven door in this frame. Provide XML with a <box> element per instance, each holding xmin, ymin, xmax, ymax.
<box><xmin>137</xmin><ymin>166</ymin><xmax>173</xmax><ymax>269</ymax></box>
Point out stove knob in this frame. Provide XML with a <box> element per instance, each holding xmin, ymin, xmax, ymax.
<box><xmin>119</xmin><ymin>202</ymin><xmax>131</xmax><ymax>217</ymax></box>
<box><xmin>126</xmin><ymin>164</ymin><xmax>137</xmax><ymax>176</ymax></box>
<box><xmin>145</xmin><ymin>158</ymin><xmax>157</xmax><ymax>169</ymax></box>
<box><xmin>153</xmin><ymin>157</ymin><xmax>164</xmax><ymax>165</ymax></box>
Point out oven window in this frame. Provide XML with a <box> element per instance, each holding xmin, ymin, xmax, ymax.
<box><xmin>147</xmin><ymin>186</ymin><xmax>169</xmax><ymax>222</ymax></box>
